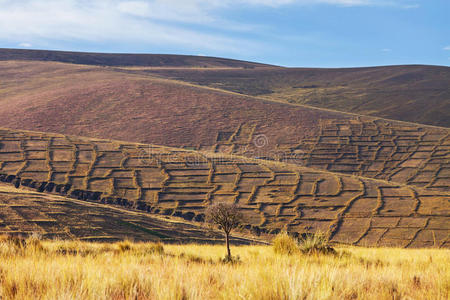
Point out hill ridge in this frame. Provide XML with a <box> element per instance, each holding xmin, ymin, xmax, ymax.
<box><xmin>0</xmin><ymin>48</ymin><xmax>273</xmax><ymax>68</ymax></box>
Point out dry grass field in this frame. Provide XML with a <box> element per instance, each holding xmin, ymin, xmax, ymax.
<box><xmin>0</xmin><ymin>128</ymin><xmax>448</xmax><ymax>248</ymax></box>
<box><xmin>0</xmin><ymin>238</ymin><xmax>448</xmax><ymax>299</ymax></box>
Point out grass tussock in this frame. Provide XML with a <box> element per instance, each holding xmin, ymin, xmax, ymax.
<box><xmin>0</xmin><ymin>236</ymin><xmax>448</xmax><ymax>299</ymax></box>
<box><xmin>273</xmin><ymin>231</ymin><xmax>336</xmax><ymax>255</ymax></box>
<box><xmin>299</xmin><ymin>232</ymin><xmax>336</xmax><ymax>255</ymax></box>
<box><xmin>272</xmin><ymin>231</ymin><xmax>299</xmax><ymax>255</ymax></box>
<box><xmin>0</xmin><ymin>234</ymin><xmax>44</xmax><ymax>255</ymax></box>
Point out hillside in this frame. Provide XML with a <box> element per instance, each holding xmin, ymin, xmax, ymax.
<box><xmin>0</xmin><ymin>184</ymin><xmax>258</xmax><ymax>244</ymax></box>
<box><xmin>0</xmin><ymin>61</ymin><xmax>448</xmax><ymax>191</ymax></box>
<box><xmin>1</xmin><ymin>48</ymin><xmax>448</xmax><ymax>127</ymax></box>
<box><xmin>0</xmin><ymin>48</ymin><xmax>269</xmax><ymax>68</ymax></box>
<box><xmin>142</xmin><ymin>65</ymin><xmax>450</xmax><ymax>127</ymax></box>
<box><xmin>0</xmin><ymin>128</ymin><xmax>448</xmax><ymax>248</ymax></box>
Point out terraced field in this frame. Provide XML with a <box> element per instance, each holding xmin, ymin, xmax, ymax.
<box><xmin>0</xmin><ymin>128</ymin><xmax>448</xmax><ymax>248</ymax></box>
<box><xmin>198</xmin><ymin>117</ymin><xmax>450</xmax><ymax>192</ymax></box>
<box><xmin>0</xmin><ymin>184</ymin><xmax>257</xmax><ymax>244</ymax></box>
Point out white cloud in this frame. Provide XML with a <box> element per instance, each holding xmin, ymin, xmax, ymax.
<box><xmin>444</xmin><ymin>46</ymin><xmax>450</xmax><ymax>51</ymax></box>
<box><xmin>18</xmin><ymin>42</ymin><xmax>32</xmax><ymax>48</ymax></box>
<box><xmin>381</xmin><ymin>48</ymin><xmax>392</xmax><ymax>52</ymax></box>
<box><xmin>0</xmin><ymin>0</ymin><xmax>258</xmax><ymax>54</ymax></box>
<box><xmin>0</xmin><ymin>0</ymin><xmax>419</xmax><ymax>55</ymax></box>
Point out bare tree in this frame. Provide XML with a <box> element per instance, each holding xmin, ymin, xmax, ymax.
<box><xmin>205</xmin><ymin>202</ymin><xmax>244</xmax><ymax>259</ymax></box>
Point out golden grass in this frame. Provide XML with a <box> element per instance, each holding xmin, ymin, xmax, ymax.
<box><xmin>0</xmin><ymin>237</ymin><xmax>448</xmax><ymax>300</ymax></box>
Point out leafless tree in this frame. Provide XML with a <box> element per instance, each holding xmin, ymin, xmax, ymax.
<box><xmin>205</xmin><ymin>202</ymin><xmax>244</xmax><ymax>259</ymax></box>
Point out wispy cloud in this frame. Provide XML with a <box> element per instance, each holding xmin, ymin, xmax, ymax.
<box><xmin>0</xmin><ymin>0</ymin><xmax>261</xmax><ymax>54</ymax></box>
<box><xmin>0</xmin><ymin>0</ymin><xmax>421</xmax><ymax>56</ymax></box>
<box><xmin>444</xmin><ymin>46</ymin><xmax>450</xmax><ymax>51</ymax></box>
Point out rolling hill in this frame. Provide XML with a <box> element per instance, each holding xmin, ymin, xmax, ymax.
<box><xmin>0</xmin><ymin>127</ymin><xmax>448</xmax><ymax>248</ymax></box>
<box><xmin>142</xmin><ymin>64</ymin><xmax>450</xmax><ymax>127</ymax></box>
<box><xmin>2</xmin><ymin>48</ymin><xmax>448</xmax><ymax>126</ymax></box>
<box><xmin>0</xmin><ymin>60</ymin><xmax>448</xmax><ymax>192</ymax></box>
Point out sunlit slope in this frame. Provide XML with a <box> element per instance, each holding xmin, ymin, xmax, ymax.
<box><xmin>0</xmin><ymin>128</ymin><xmax>448</xmax><ymax>248</ymax></box>
<box><xmin>0</xmin><ymin>61</ymin><xmax>448</xmax><ymax>191</ymax></box>
<box><xmin>144</xmin><ymin>65</ymin><xmax>450</xmax><ymax>127</ymax></box>
<box><xmin>0</xmin><ymin>184</ymin><xmax>257</xmax><ymax>244</ymax></box>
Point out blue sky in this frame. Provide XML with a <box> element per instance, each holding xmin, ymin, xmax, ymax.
<box><xmin>0</xmin><ymin>0</ymin><xmax>448</xmax><ymax>67</ymax></box>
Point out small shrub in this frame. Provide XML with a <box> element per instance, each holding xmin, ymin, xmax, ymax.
<box><xmin>299</xmin><ymin>232</ymin><xmax>336</xmax><ymax>255</ymax></box>
<box><xmin>220</xmin><ymin>255</ymin><xmax>241</xmax><ymax>264</ymax></box>
<box><xmin>273</xmin><ymin>231</ymin><xmax>299</xmax><ymax>255</ymax></box>
<box><xmin>117</xmin><ymin>240</ymin><xmax>133</xmax><ymax>252</ymax></box>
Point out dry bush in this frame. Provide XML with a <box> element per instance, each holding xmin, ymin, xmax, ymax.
<box><xmin>116</xmin><ymin>240</ymin><xmax>164</xmax><ymax>255</ymax></box>
<box><xmin>272</xmin><ymin>231</ymin><xmax>299</xmax><ymax>255</ymax></box>
<box><xmin>116</xmin><ymin>240</ymin><xmax>133</xmax><ymax>252</ymax></box>
<box><xmin>299</xmin><ymin>232</ymin><xmax>336</xmax><ymax>255</ymax></box>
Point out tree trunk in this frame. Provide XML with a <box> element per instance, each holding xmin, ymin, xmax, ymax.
<box><xmin>225</xmin><ymin>232</ymin><xmax>231</xmax><ymax>259</ymax></box>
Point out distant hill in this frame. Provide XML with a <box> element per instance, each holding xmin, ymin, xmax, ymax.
<box><xmin>0</xmin><ymin>48</ymin><xmax>269</xmax><ymax>68</ymax></box>
<box><xmin>1</xmin><ymin>48</ymin><xmax>448</xmax><ymax>126</ymax></box>
<box><xmin>143</xmin><ymin>65</ymin><xmax>450</xmax><ymax>127</ymax></box>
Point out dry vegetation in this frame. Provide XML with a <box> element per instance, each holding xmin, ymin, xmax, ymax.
<box><xmin>0</xmin><ymin>236</ymin><xmax>448</xmax><ymax>299</ymax></box>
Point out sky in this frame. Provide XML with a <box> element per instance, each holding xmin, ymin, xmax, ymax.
<box><xmin>0</xmin><ymin>0</ymin><xmax>449</xmax><ymax>67</ymax></box>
